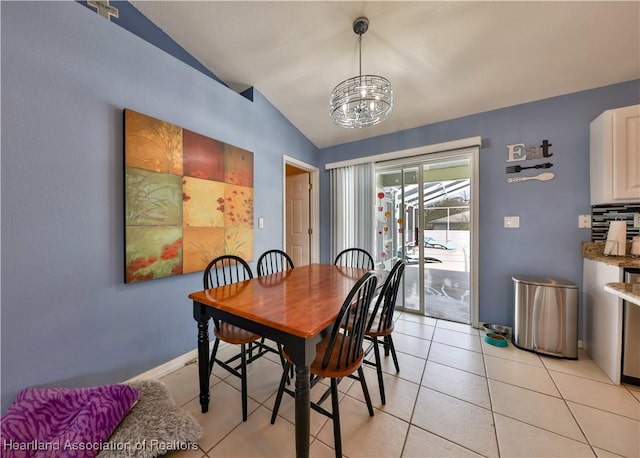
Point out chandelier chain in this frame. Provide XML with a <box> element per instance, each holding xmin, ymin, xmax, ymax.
<box><xmin>358</xmin><ymin>34</ymin><xmax>362</xmax><ymax>78</ymax></box>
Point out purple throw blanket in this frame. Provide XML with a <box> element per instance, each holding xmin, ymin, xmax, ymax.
<box><xmin>1</xmin><ymin>385</ymin><xmax>139</xmax><ymax>458</ymax></box>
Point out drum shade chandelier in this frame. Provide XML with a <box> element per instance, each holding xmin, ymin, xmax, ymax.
<box><xmin>329</xmin><ymin>17</ymin><xmax>393</xmax><ymax>128</ymax></box>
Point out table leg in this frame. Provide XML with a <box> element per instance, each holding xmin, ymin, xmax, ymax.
<box><xmin>294</xmin><ymin>364</ymin><xmax>311</xmax><ymax>458</ymax></box>
<box><xmin>196</xmin><ymin>315</ymin><xmax>210</xmax><ymax>413</ymax></box>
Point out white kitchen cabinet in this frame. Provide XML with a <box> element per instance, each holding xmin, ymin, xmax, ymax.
<box><xmin>582</xmin><ymin>258</ymin><xmax>624</xmax><ymax>383</ymax></box>
<box><xmin>590</xmin><ymin>104</ymin><xmax>640</xmax><ymax>205</ymax></box>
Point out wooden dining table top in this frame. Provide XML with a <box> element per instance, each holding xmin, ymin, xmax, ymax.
<box><xmin>188</xmin><ymin>263</ymin><xmax>372</xmax><ymax>338</ymax></box>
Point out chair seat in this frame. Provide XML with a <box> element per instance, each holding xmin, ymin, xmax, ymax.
<box><xmin>285</xmin><ymin>334</ymin><xmax>364</xmax><ymax>379</ymax></box>
<box><xmin>215</xmin><ymin>322</ymin><xmax>262</xmax><ymax>345</ymax></box>
<box><xmin>365</xmin><ymin>313</ymin><xmax>393</xmax><ymax>338</ymax></box>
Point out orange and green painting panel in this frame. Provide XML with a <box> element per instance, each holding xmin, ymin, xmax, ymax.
<box><xmin>125</xmin><ymin>167</ymin><xmax>182</xmax><ymax>226</ymax></box>
<box><xmin>124</xmin><ymin>109</ymin><xmax>183</xmax><ymax>175</ymax></box>
<box><xmin>183</xmin><ymin>226</ymin><xmax>225</xmax><ymax>274</ymax></box>
<box><xmin>124</xmin><ymin>109</ymin><xmax>254</xmax><ymax>283</ymax></box>
<box><xmin>224</xmin><ymin>184</ymin><xmax>253</xmax><ymax>228</ymax></box>
<box><xmin>125</xmin><ymin>226</ymin><xmax>183</xmax><ymax>283</ymax></box>
<box><xmin>224</xmin><ymin>144</ymin><xmax>253</xmax><ymax>186</ymax></box>
<box><xmin>182</xmin><ymin>177</ymin><xmax>225</xmax><ymax>227</ymax></box>
<box><xmin>225</xmin><ymin>226</ymin><xmax>253</xmax><ymax>259</ymax></box>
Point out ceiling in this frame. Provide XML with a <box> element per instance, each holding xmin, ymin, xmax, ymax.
<box><xmin>130</xmin><ymin>1</ymin><xmax>640</xmax><ymax>149</ymax></box>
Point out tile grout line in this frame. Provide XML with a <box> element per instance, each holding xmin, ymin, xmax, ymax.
<box><xmin>483</xmin><ymin>347</ymin><xmax>599</xmax><ymax>455</ymax></box>
<box><xmin>398</xmin><ymin>324</ymin><xmax>430</xmax><ymax>458</ymax></box>
<box><xmin>542</xmin><ymin>358</ymin><xmax>640</xmax><ymax>451</ymax></box>
<box><xmin>411</xmin><ymin>320</ymin><xmax>499</xmax><ymax>458</ymax></box>
<box><xmin>482</xmin><ymin>338</ymin><xmax>503</xmax><ymax>458</ymax></box>
<box><xmin>540</xmin><ymin>355</ymin><xmax>600</xmax><ymax>457</ymax></box>
<box><xmin>545</xmin><ymin>367</ymin><xmax>640</xmax><ymax>421</ymax></box>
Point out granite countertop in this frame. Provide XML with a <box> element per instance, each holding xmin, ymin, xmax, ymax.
<box><xmin>582</xmin><ymin>241</ymin><xmax>640</xmax><ymax>268</ymax></box>
<box><xmin>604</xmin><ymin>282</ymin><xmax>640</xmax><ymax>306</ymax></box>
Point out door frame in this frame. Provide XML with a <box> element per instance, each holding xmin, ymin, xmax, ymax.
<box><xmin>283</xmin><ymin>155</ymin><xmax>320</xmax><ymax>264</ymax></box>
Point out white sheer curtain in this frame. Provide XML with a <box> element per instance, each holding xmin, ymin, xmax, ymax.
<box><xmin>330</xmin><ymin>163</ymin><xmax>375</xmax><ymax>261</ymax></box>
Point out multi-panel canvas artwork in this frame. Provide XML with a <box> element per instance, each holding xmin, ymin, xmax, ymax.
<box><xmin>124</xmin><ymin>109</ymin><xmax>254</xmax><ymax>283</ymax></box>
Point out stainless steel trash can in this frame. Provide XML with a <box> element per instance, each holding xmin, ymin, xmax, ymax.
<box><xmin>512</xmin><ymin>275</ymin><xmax>578</xmax><ymax>359</ymax></box>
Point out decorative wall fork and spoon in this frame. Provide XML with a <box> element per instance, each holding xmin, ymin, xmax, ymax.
<box><xmin>505</xmin><ymin>162</ymin><xmax>555</xmax><ymax>183</ymax></box>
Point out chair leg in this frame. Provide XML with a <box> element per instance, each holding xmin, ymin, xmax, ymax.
<box><xmin>358</xmin><ymin>367</ymin><xmax>374</xmax><ymax>416</ymax></box>
<box><xmin>208</xmin><ymin>337</ymin><xmax>221</xmax><ymax>376</ymax></box>
<box><xmin>387</xmin><ymin>335</ymin><xmax>400</xmax><ymax>373</ymax></box>
<box><xmin>383</xmin><ymin>335</ymin><xmax>390</xmax><ymax>357</ymax></box>
<box><xmin>277</xmin><ymin>343</ymin><xmax>286</xmax><ymax>367</ymax></box>
<box><xmin>270</xmin><ymin>361</ymin><xmax>290</xmax><ymax>424</ymax></box>
<box><xmin>240</xmin><ymin>343</ymin><xmax>248</xmax><ymax>421</ymax></box>
<box><xmin>317</xmin><ymin>376</ymin><xmax>343</xmax><ymax>406</ymax></box>
<box><xmin>330</xmin><ymin>378</ymin><xmax>342</xmax><ymax>458</ymax></box>
<box><xmin>277</xmin><ymin>343</ymin><xmax>293</xmax><ymax>385</ymax></box>
<box><xmin>372</xmin><ymin>337</ymin><xmax>386</xmax><ymax>405</ymax></box>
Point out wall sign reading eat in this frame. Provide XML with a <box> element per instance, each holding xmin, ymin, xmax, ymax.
<box><xmin>506</xmin><ymin>139</ymin><xmax>553</xmax><ymax>162</ymax></box>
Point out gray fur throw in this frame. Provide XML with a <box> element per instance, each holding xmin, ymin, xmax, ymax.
<box><xmin>98</xmin><ymin>379</ymin><xmax>202</xmax><ymax>457</ymax></box>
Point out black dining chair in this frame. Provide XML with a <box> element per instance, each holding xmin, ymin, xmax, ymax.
<box><xmin>270</xmin><ymin>271</ymin><xmax>378</xmax><ymax>458</ymax></box>
<box><xmin>363</xmin><ymin>259</ymin><xmax>406</xmax><ymax>404</ymax></box>
<box><xmin>256</xmin><ymin>249</ymin><xmax>295</xmax><ymax>374</ymax></box>
<box><xmin>256</xmin><ymin>249</ymin><xmax>294</xmax><ymax>276</ymax></box>
<box><xmin>203</xmin><ymin>254</ymin><xmax>276</xmax><ymax>421</ymax></box>
<box><xmin>333</xmin><ymin>248</ymin><xmax>374</xmax><ymax>270</ymax></box>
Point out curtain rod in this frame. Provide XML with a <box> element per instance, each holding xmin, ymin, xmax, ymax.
<box><xmin>324</xmin><ymin>136</ymin><xmax>482</xmax><ymax>170</ymax></box>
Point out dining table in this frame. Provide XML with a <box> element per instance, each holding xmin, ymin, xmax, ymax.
<box><xmin>188</xmin><ymin>263</ymin><xmax>374</xmax><ymax>458</ymax></box>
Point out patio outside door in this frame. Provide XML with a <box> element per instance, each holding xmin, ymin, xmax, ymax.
<box><xmin>374</xmin><ymin>150</ymin><xmax>476</xmax><ymax>324</ymax></box>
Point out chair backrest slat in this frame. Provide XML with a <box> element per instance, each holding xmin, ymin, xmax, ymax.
<box><xmin>257</xmin><ymin>249</ymin><xmax>294</xmax><ymax>276</ymax></box>
<box><xmin>334</xmin><ymin>248</ymin><xmax>374</xmax><ymax>270</ymax></box>
<box><xmin>367</xmin><ymin>260</ymin><xmax>406</xmax><ymax>333</ymax></box>
<box><xmin>204</xmin><ymin>255</ymin><xmax>253</xmax><ymax>289</ymax></box>
<box><xmin>321</xmin><ymin>272</ymin><xmax>378</xmax><ymax>371</ymax></box>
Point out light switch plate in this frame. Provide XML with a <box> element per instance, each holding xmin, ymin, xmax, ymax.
<box><xmin>504</xmin><ymin>216</ymin><xmax>520</xmax><ymax>228</ymax></box>
<box><xmin>579</xmin><ymin>214</ymin><xmax>592</xmax><ymax>229</ymax></box>
<box><xmin>634</xmin><ymin>213</ymin><xmax>640</xmax><ymax>228</ymax></box>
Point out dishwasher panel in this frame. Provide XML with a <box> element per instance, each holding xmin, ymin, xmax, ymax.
<box><xmin>622</xmin><ymin>269</ymin><xmax>640</xmax><ymax>385</ymax></box>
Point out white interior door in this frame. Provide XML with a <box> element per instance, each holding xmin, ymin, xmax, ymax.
<box><xmin>286</xmin><ymin>172</ymin><xmax>310</xmax><ymax>266</ymax></box>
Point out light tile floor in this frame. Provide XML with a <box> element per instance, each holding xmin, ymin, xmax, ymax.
<box><xmin>162</xmin><ymin>314</ymin><xmax>640</xmax><ymax>457</ymax></box>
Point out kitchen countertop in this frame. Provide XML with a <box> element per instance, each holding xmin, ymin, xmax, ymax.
<box><xmin>582</xmin><ymin>241</ymin><xmax>640</xmax><ymax>268</ymax></box>
<box><xmin>604</xmin><ymin>282</ymin><xmax>640</xmax><ymax>306</ymax></box>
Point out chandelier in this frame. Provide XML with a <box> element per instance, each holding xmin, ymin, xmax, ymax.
<box><xmin>329</xmin><ymin>17</ymin><xmax>393</xmax><ymax>128</ymax></box>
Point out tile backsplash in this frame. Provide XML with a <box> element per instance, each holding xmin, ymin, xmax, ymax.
<box><xmin>591</xmin><ymin>203</ymin><xmax>640</xmax><ymax>241</ymax></box>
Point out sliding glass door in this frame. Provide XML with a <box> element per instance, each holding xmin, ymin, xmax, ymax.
<box><xmin>374</xmin><ymin>150</ymin><xmax>477</xmax><ymax>324</ymax></box>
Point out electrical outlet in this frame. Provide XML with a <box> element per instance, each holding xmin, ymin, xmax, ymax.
<box><xmin>634</xmin><ymin>213</ymin><xmax>640</xmax><ymax>228</ymax></box>
<box><xmin>504</xmin><ymin>216</ymin><xmax>520</xmax><ymax>228</ymax></box>
<box><xmin>579</xmin><ymin>214</ymin><xmax>592</xmax><ymax>229</ymax></box>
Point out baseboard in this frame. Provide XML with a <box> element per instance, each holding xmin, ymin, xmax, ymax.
<box><xmin>125</xmin><ymin>341</ymin><xmax>223</xmax><ymax>382</ymax></box>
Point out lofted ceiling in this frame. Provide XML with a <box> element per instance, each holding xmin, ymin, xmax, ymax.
<box><xmin>130</xmin><ymin>1</ymin><xmax>640</xmax><ymax>149</ymax></box>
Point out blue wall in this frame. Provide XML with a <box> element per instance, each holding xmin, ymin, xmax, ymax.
<box><xmin>2</xmin><ymin>0</ymin><xmax>639</xmax><ymax>414</ymax></box>
<box><xmin>318</xmin><ymin>80</ymin><xmax>640</xmax><ymax>328</ymax></box>
<box><xmin>0</xmin><ymin>2</ymin><xmax>318</xmax><ymax>412</ymax></box>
